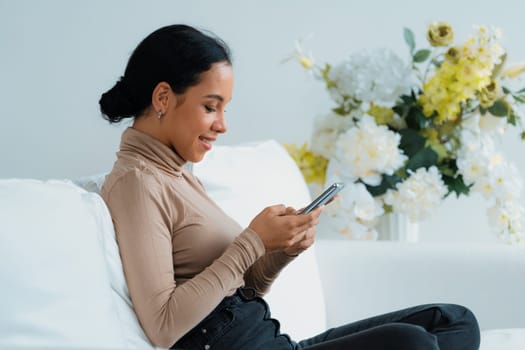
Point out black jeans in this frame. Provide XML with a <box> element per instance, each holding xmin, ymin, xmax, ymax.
<box><xmin>171</xmin><ymin>288</ymin><xmax>480</xmax><ymax>350</ymax></box>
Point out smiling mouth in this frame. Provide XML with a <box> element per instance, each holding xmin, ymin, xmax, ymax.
<box><xmin>199</xmin><ymin>136</ymin><xmax>216</xmax><ymax>144</ymax></box>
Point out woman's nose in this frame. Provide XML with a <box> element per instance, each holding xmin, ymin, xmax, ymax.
<box><xmin>212</xmin><ymin>113</ymin><xmax>227</xmax><ymax>134</ymax></box>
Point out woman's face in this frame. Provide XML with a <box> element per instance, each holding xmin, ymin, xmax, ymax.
<box><xmin>164</xmin><ymin>61</ymin><xmax>234</xmax><ymax>163</ymax></box>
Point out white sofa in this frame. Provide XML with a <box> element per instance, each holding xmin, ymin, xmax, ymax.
<box><xmin>1</xmin><ymin>139</ymin><xmax>524</xmax><ymax>349</ymax></box>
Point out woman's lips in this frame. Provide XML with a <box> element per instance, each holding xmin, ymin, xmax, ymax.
<box><xmin>199</xmin><ymin>136</ymin><xmax>215</xmax><ymax>150</ymax></box>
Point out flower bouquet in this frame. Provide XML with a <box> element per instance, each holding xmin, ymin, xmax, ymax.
<box><xmin>286</xmin><ymin>22</ymin><xmax>525</xmax><ymax>242</ymax></box>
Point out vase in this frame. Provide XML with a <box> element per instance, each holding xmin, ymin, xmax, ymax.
<box><xmin>375</xmin><ymin>213</ymin><xmax>419</xmax><ymax>242</ymax></box>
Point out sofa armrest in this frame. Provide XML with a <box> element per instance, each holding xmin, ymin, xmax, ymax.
<box><xmin>315</xmin><ymin>239</ymin><xmax>525</xmax><ymax>331</ymax></box>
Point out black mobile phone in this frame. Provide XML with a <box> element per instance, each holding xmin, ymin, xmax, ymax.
<box><xmin>297</xmin><ymin>182</ymin><xmax>345</xmax><ymax>215</ymax></box>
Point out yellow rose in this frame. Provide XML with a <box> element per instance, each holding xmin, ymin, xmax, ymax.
<box><xmin>478</xmin><ymin>80</ymin><xmax>501</xmax><ymax>108</ymax></box>
<box><xmin>445</xmin><ymin>46</ymin><xmax>461</xmax><ymax>63</ymax></box>
<box><xmin>427</xmin><ymin>22</ymin><xmax>454</xmax><ymax>47</ymax></box>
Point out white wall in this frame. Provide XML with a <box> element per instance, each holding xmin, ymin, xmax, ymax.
<box><xmin>1</xmin><ymin>0</ymin><xmax>525</xmax><ymax>242</ymax></box>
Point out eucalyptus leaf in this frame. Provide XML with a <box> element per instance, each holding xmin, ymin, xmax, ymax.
<box><xmin>487</xmin><ymin>100</ymin><xmax>508</xmax><ymax>117</ymax></box>
<box><xmin>404</xmin><ymin>28</ymin><xmax>415</xmax><ymax>53</ymax></box>
<box><xmin>413</xmin><ymin>49</ymin><xmax>431</xmax><ymax>63</ymax></box>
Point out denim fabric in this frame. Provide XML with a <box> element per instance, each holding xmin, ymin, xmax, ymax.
<box><xmin>297</xmin><ymin>303</ymin><xmax>480</xmax><ymax>350</ymax></box>
<box><xmin>171</xmin><ymin>288</ymin><xmax>295</xmax><ymax>350</ymax></box>
<box><xmin>171</xmin><ymin>288</ymin><xmax>480</xmax><ymax>350</ymax></box>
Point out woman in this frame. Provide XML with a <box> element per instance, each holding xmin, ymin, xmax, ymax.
<box><xmin>99</xmin><ymin>24</ymin><xmax>480</xmax><ymax>350</ymax></box>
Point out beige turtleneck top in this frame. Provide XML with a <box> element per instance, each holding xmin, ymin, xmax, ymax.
<box><xmin>101</xmin><ymin>128</ymin><xmax>294</xmax><ymax>348</ymax></box>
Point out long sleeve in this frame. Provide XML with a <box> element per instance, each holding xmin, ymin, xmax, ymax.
<box><xmin>103</xmin><ymin>169</ymin><xmax>265</xmax><ymax>348</ymax></box>
<box><xmin>243</xmin><ymin>251</ymin><xmax>296</xmax><ymax>296</ymax></box>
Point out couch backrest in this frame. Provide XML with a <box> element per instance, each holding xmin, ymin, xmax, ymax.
<box><xmin>0</xmin><ymin>139</ymin><xmax>326</xmax><ymax>349</ymax></box>
<box><xmin>0</xmin><ymin>179</ymin><xmax>132</xmax><ymax>349</ymax></box>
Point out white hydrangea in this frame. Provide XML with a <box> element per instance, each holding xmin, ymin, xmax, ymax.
<box><xmin>487</xmin><ymin>200</ymin><xmax>524</xmax><ymax>242</ymax></box>
<box><xmin>334</xmin><ymin>115</ymin><xmax>407</xmax><ymax>185</ymax></box>
<box><xmin>327</xmin><ymin>48</ymin><xmax>412</xmax><ymax>107</ymax></box>
<box><xmin>457</xmin><ymin>126</ymin><xmax>497</xmax><ymax>184</ymax></box>
<box><xmin>458</xmin><ymin>127</ymin><xmax>523</xmax><ymax>201</ymax></box>
<box><xmin>310</xmin><ymin>112</ymin><xmax>355</xmax><ymax>159</ymax></box>
<box><xmin>384</xmin><ymin>166</ymin><xmax>448</xmax><ymax>222</ymax></box>
<box><xmin>457</xmin><ymin>154</ymin><xmax>489</xmax><ymax>185</ymax></box>
<box><xmin>474</xmin><ymin>159</ymin><xmax>523</xmax><ymax>201</ymax></box>
<box><xmin>323</xmin><ymin>182</ymin><xmax>383</xmax><ymax>240</ymax></box>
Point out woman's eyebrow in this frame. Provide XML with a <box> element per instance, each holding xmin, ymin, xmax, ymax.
<box><xmin>203</xmin><ymin>94</ymin><xmax>224</xmax><ymax>102</ymax></box>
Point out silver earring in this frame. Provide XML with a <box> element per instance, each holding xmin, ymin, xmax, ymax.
<box><xmin>157</xmin><ymin>111</ymin><xmax>163</xmax><ymax>119</ymax></box>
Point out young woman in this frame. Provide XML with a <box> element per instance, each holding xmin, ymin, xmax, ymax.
<box><xmin>99</xmin><ymin>24</ymin><xmax>480</xmax><ymax>350</ymax></box>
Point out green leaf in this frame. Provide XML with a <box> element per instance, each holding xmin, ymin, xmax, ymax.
<box><xmin>332</xmin><ymin>106</ymin><xmax>347</xmax><ymax>116</ymax></box>
<box><xmin>399</xmin><ymin>129</ymin><xmax>426</xmax><ymax>157</ymax></box>
<box><xmin>502</xmin><ymin>86</ymin><xmax>511</xmax><ymax>94</ymax></box>
<box><xmin>508</xmin><ymin>110</ymin><xmax>518</xmax><ymax>126</ymax></box>
<box><xmin>438</xmin><ymin>158</ymin><xmax>459</xmax><ymax>177</ymax></box>
<box><xmin>479</xmin><ymin>106</ymin><xmax>487</xmax><ymax>115</ymax></box>
<box><xmin>364</xmin><ymin>174</ymin><xmax>402</xmax><ymax>197</ymax></box>
<box><xmin>438</xmin><ymin>164</ymin><xmax>455</xmax><ymax>177</ymax></box>
<box><xmin>404</xmin><ymin>28</ymin><xmax>415</xmax><ymax>53</ymax></box>
<box><xmin>431</xmin><ymin>59</ymin><xmax>442</xmax><ymax>68</ymax></box>
<box><xmin>517</xmin><ymin>87</ymin><xmax>525</xmax><ymax>94</ymax></box>
<box><xmin>406</xmin><ymin>107</ymin><xmax>428</xmax><ymax>130</ymax></box>
<box><xmin>413</xmin><ymin>49</ymin><xmax>431</xmax><ymax>63</ymax></box>
<box><xmin>513</xmin><ymin>95</ymin><xmax>525</xmax><ymax>103</ymax></box>
<box><xmin>442</xmin><ymin>174</ymin><xmax>471</xmax><ymax>198</ymax></box>
<box><xmin>405</xmin><ymin>147</ymin><xmax>438</xmax><ymax>171</ymax></box>
<box><xmin>487</xmin><ymin>100</ymin><xmax>508</xmax><ymax>117</ymax></box>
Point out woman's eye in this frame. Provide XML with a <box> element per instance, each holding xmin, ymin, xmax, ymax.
<box><xmin>204</xmin><ymin>105</ymin><xmax>216</xmax><ymax>113</ymax></box>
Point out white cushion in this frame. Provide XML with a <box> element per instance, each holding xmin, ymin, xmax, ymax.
<box><xmin>72</xmin><ymin>176</ymin><xmax>161</xmax><ymax>349</ymax></box>
<box><xmin>0</xmin><ymin>179</ymin><xmax>126</xmax><ymax>348</ymax></box>
<box><xmin>481</xmin><ymin>328</ymin><xmax>525</xmax><ymax>350</ymax></box>
<box><xmin>193</xmin><ymin>139</ymin><xmax>327</xmax><ymax>340</ymax></box>
<box><xmin>83</xmin><ymin>186</ymin><xmax>159</xmax><ymax>349</ymax></box>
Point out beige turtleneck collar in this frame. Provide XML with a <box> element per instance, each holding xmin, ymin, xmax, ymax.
<box><xmin>118</xmin><ymin>127</ymin><xmax>186</xmax><ymax>178</ymax></box>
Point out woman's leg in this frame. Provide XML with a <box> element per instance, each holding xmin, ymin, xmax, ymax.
<box><xmin>297</xmin><ymin>303</ymin><xmax>480</xmax><ymax>350</ymax></box>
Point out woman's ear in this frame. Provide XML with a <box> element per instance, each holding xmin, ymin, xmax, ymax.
<box><xmin>151</xmin><ymin>82</ymin><xmax>173</xmax><ymax>114</ymax></box>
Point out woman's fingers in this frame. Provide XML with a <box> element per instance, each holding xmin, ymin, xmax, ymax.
<box><xmin>248</xmin><ymin>204</ymin><xmax>323</xmax><ymax>253</ymax></box>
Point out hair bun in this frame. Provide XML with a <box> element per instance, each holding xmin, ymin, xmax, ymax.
<box><xmin>99</xmin><ymin>78</ymin><xmax>138</xmax><ymax>123</ymax></box>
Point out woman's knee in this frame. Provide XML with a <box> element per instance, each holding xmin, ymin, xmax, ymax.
<box><xmin>457</xmin><ymin>305</ymin><xmax>481</xmax><ymax>347</ymax></box>
<box><xmin>438</xmin><ymin>304</ymin><xmax>481</xmax><ymax>349</ymax></box>
<box><xmin>441</xmin><ymin>304</ymin><xmax>480</xmax><ymax>329</ymax></box>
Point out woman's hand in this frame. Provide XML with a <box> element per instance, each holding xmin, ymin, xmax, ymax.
<box><xmin>248</xmin><ymin>205</ymin><xmax>322</xmax><ymax>253</ymax></box>
<box><xmin>283</xmin><ymin>226</ymin><xmax>317</xmax><ymax>257</ymax></box>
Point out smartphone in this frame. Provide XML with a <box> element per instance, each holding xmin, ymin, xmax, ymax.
<box><xmin>297</xmin><ymin>182</ymin><xmax>345</xmax><ymax>215</ymax></box>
